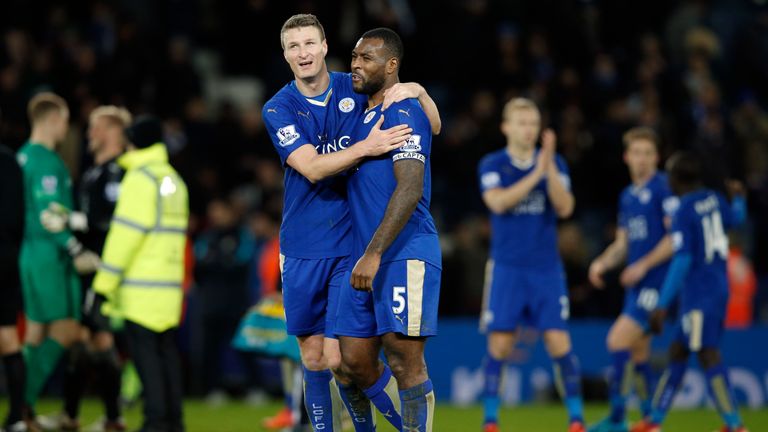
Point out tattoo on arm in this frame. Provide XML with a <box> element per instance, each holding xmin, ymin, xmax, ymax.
<box><xmin>366</xmin><ymin>160</ymin><xmax>424</xmax><ymax>255</ymax></box>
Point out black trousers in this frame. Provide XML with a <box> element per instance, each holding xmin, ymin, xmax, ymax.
<box><xmin>124</xmin><ymin>320</ymin><xmax>184</xmax><ymax>432</ymax></box>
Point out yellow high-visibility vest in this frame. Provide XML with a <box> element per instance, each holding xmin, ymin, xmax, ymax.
<box><xmin>93</xmin><ymin>143</ymin><xmax>188</xmax><ymax>332</ymax></box>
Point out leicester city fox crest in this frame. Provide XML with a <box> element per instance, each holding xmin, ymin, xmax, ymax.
<box><xmin>338</xmin><ymin>97</ymin><xmax>355</xmax><ymax>113</ymax></box>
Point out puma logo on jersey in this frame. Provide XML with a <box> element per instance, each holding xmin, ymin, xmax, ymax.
<box><xmin>266</xmin><ymin>108</ymin><xmax>278</xmax><ymax>114</ymax></box>
<box><xmin>398</xmin><ymin>108</ymin><xmax>410</xmax><ymax>117</ymax></box>
<box><xmin>297</xmin><ymin>110</ymin><xmax>310</xmax><ymax>118</ymax></box>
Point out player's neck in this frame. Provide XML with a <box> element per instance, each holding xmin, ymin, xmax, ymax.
<box><xmin>29</xmin><ymin>130</ymin><xmax>57</xmax><ymax>150</ymax></box>
<box><xmin>506</xmin><ymin>142</ymin><xmax>534</xmax><ymax>162</ymax></box>
<box><xmin>631</xmin><ymin>169</ymin><xmax>656</xmax><ymax>187</ymax></box>
<box><xmin>368</xmin><ymin>78</ymin><xmax>399</xmax><ymax>109</ymax></box>
<box><xmin>94</xmin><ymin>143</ymin><xmax>122</xmax><ymax>165</ymax></box>
<box><xmin>294</xmin><ymin>68</ymin><xmax>331</xmax><ymax>97</ymax></box>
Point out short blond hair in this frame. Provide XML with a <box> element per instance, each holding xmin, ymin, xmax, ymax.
<box><xmin>280</xmin><ymin>14</ymin><xmax>325</xmax><ymax>49</ymax></box>
<box><xmin>502</xmin><ymin>97</ymin><xmax>539</xmax><ymax>120</ymax></box>
<box><xmin>622</xmin><ymin>126</ymin><xmax>659</xmax><ymax>150</ymax></box>
<box><xmin>89</xmin><ymin>105</ymin><xmax>132</xmax><ymax>128</ymax></box>
<box><xmin>27</xmin><ymin>92</ymin><xmax>68</xmax><ymax>124</ymax></box>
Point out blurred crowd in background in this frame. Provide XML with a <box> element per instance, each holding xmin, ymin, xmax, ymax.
<box><xmin>2</xmin><ymin>0</ymin><xmax>768</xmax><ymax>397</ymax></box>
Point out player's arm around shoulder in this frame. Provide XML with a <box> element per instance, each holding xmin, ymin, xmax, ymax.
<box><xmin>262</xmin><ymin>97</ymin><xmax>412</xmax><ymax>183</ymax></box>
<box><xmin>382</xmin><ymin>83</ymin><xmax>441</xmax><ymax>135</ymax></box>
<box><xmin>286</xmin><ymin>114</ymin><xmax>411</xmax><ymax>184</ymax></box>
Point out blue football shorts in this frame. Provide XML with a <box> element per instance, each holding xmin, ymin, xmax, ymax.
<box><xmin>280</xmin><ymin>254</ymin><xmax>349</xmax><ymax>338</ymax></box>
<box><xmin>335</xmin><ymin>259</ymin><xmax>441</xmax><ymax>338</ymax></box>
<box><xmin>673</xmin><ymin>300</ymin><xmax>727</xmax><ymax>352</ymax></box>
<box><xmin>480</xmin><ymin>260</ymin><xmax>570</xmax><ymax>333</ymax></box>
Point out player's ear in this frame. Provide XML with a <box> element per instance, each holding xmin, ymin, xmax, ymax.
<box><xmin>500</xmin><ymin>120</ymin><xmax>509</xmax><ymax>136</ymax></box>
<box><xmin>387</xmin><ymin>58</ymin><xmax>399</xmax><ymax>74</ymax></box>
<box><xmin>322</xmin><ymin>39</ymin><xmax>328</xmax><ymax>57</ymax></box>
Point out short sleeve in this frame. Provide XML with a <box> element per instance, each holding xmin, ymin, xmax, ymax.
<box><xmin>659</xmin><ymin>180</ymin><xmax>679</xmax><ymax>219</ymax></box>
<box><xmin>554</xmin><ymin>155</ymin><xmax>571</xmax><ymax>191</ymax></box>
<box><xmin>478</xmin><ymin>157</ymin><xmax>502</xmax><ymax>192</ymax></box>
<box><xmin>386</xmin><ymin>100</ymin><xmax>430</xmax><ymax>165</ymax></box>
<box><xmin>670</xmin><ymin>204</ymin><xmax>694</xmax><ymax>256</ymax></box>
<box><xmin>263</xmin><ymin>100</ymin><xmax>312</xmax><ymax>165</ymax></box>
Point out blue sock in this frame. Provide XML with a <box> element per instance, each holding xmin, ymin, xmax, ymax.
<box><xmin>399</xmin><ymin>379</ymin><xmax>435</xmax><ymax>432</ymax></box>
<box><xmin>634</xmin><ymin>362</ymin><xmax>654</xmax><ymax>417</ymax></box>
<box><xmin>608</xmin><ymin>350</ymin><xmax>632</xmax><ymax>423</ymax></box>
<box><xmin>705</xmin><ymin>363</ymin><xmax>742</xmax><ymax>429</ymax></box>
<box><xmin>303</xmin><ymin>367</ymin><xmax>335</xmax><ymax>431</ymax></box>
<box><xmin>552</xmin><ymin>351</ymin><xmax>584</xmax><ymax>423</ymax></box>
<box><xmin>337</xmin><ymin>382</ymin><xmax>375</xmax><ymax>431</ymax></box>
<box><xmin>363</xmin><ymin>365</ymin><xmax>402</xmax><ymax>430</ymax></box>
<box><xmin>482</xmin><ymin>356</ymin><xmax>503</xmax><ymax>425</ymax></box>
<box><xmin>650</xmin><ymin>361</ymin><xmax>686</xmax><ymax>425</ymax></box>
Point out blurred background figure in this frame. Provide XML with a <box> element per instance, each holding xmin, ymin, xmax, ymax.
<box><xmin>35</xmin><ymin>105</ymin><xmax>132</xmax><ymax>432</ymax></box>
<box><xmin>92</xmin><ymin>116</ymin><xmax>188</xmax><ymax>432</ymax></box>
<box><xmin>192</xmin><ymin>196</ymin><xmax>254</xmax><ymax>404</ymax></box>
<box><xmin>18</xmin><ymin>93</ymin><xmax>100</xmax><ymax>429</ymax></box>
<box><xmin>0</xmin><ymin>121</ymin><xmax>27</xmax><ymax>432</ymax></box>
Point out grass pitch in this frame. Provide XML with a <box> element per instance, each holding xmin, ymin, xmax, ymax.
<box><xmin>29</xmin><ymin>399</ymin><xmax>768</xmax><ymax>431</ymax></box>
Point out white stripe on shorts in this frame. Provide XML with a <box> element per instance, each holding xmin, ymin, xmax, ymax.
<box><xmin>407</xmin><ymin>260</ymin><xmax>426</xmax><ymax>336</ymax></box>
<box><xmin>688</xmin><ymin>309</ymin><xmax>704</xmax><ymax>351</ymax></box>
<box><xmin>479</xmin><ymin>260</ymin><xmax>495</xmax><ymax>333</ymax></box>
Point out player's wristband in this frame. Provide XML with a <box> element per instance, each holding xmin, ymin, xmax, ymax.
<box><xmin>66</xmin><ymin>237</ymin><xmax>84</xmax><ymax>257</ymax></box>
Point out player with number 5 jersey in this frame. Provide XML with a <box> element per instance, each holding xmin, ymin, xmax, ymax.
<box><xmin>263</xmin><ymin>14</ymin><xmax>442</xmax><ymax>432</ymax></box>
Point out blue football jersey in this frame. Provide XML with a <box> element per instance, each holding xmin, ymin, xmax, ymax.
<box><xmin>477</xmin><ymin>149</ymin><xmax>570</xmax><ymax>268</ymax></box>
<box><xmin>618</xmin><ymin>172</ymin><xmax>678</xmax><ymax>288</ymax></box>
<box><xmin>346</xmin><ymin>98</ymin><xmax>441</xmax><ymax>268</ymax></box>
<box><xmin>671</xmin><ymin>189</ymin><xmax>733</xmax><ymax>311</ymax></box>
<box><xmin>263</xmin><ymin>72</ymin><xmax>367</xmax><ymax>259</ymax></box>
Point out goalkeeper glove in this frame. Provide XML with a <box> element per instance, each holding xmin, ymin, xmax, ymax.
<box><xmin>40</xmin><ymin>202</ymin><xmax>88</xmax><ymax>233</ymax></box>
<box><xmin>66</xmin><ymin>238</ymin><xmax>100</xmax><ymax>274</ymax></box>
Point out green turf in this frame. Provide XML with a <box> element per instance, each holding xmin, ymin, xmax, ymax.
<box><xmin>21</xmin><ymin>399</ymin><xmax>768</xmax><ymax>431</ymax></box>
